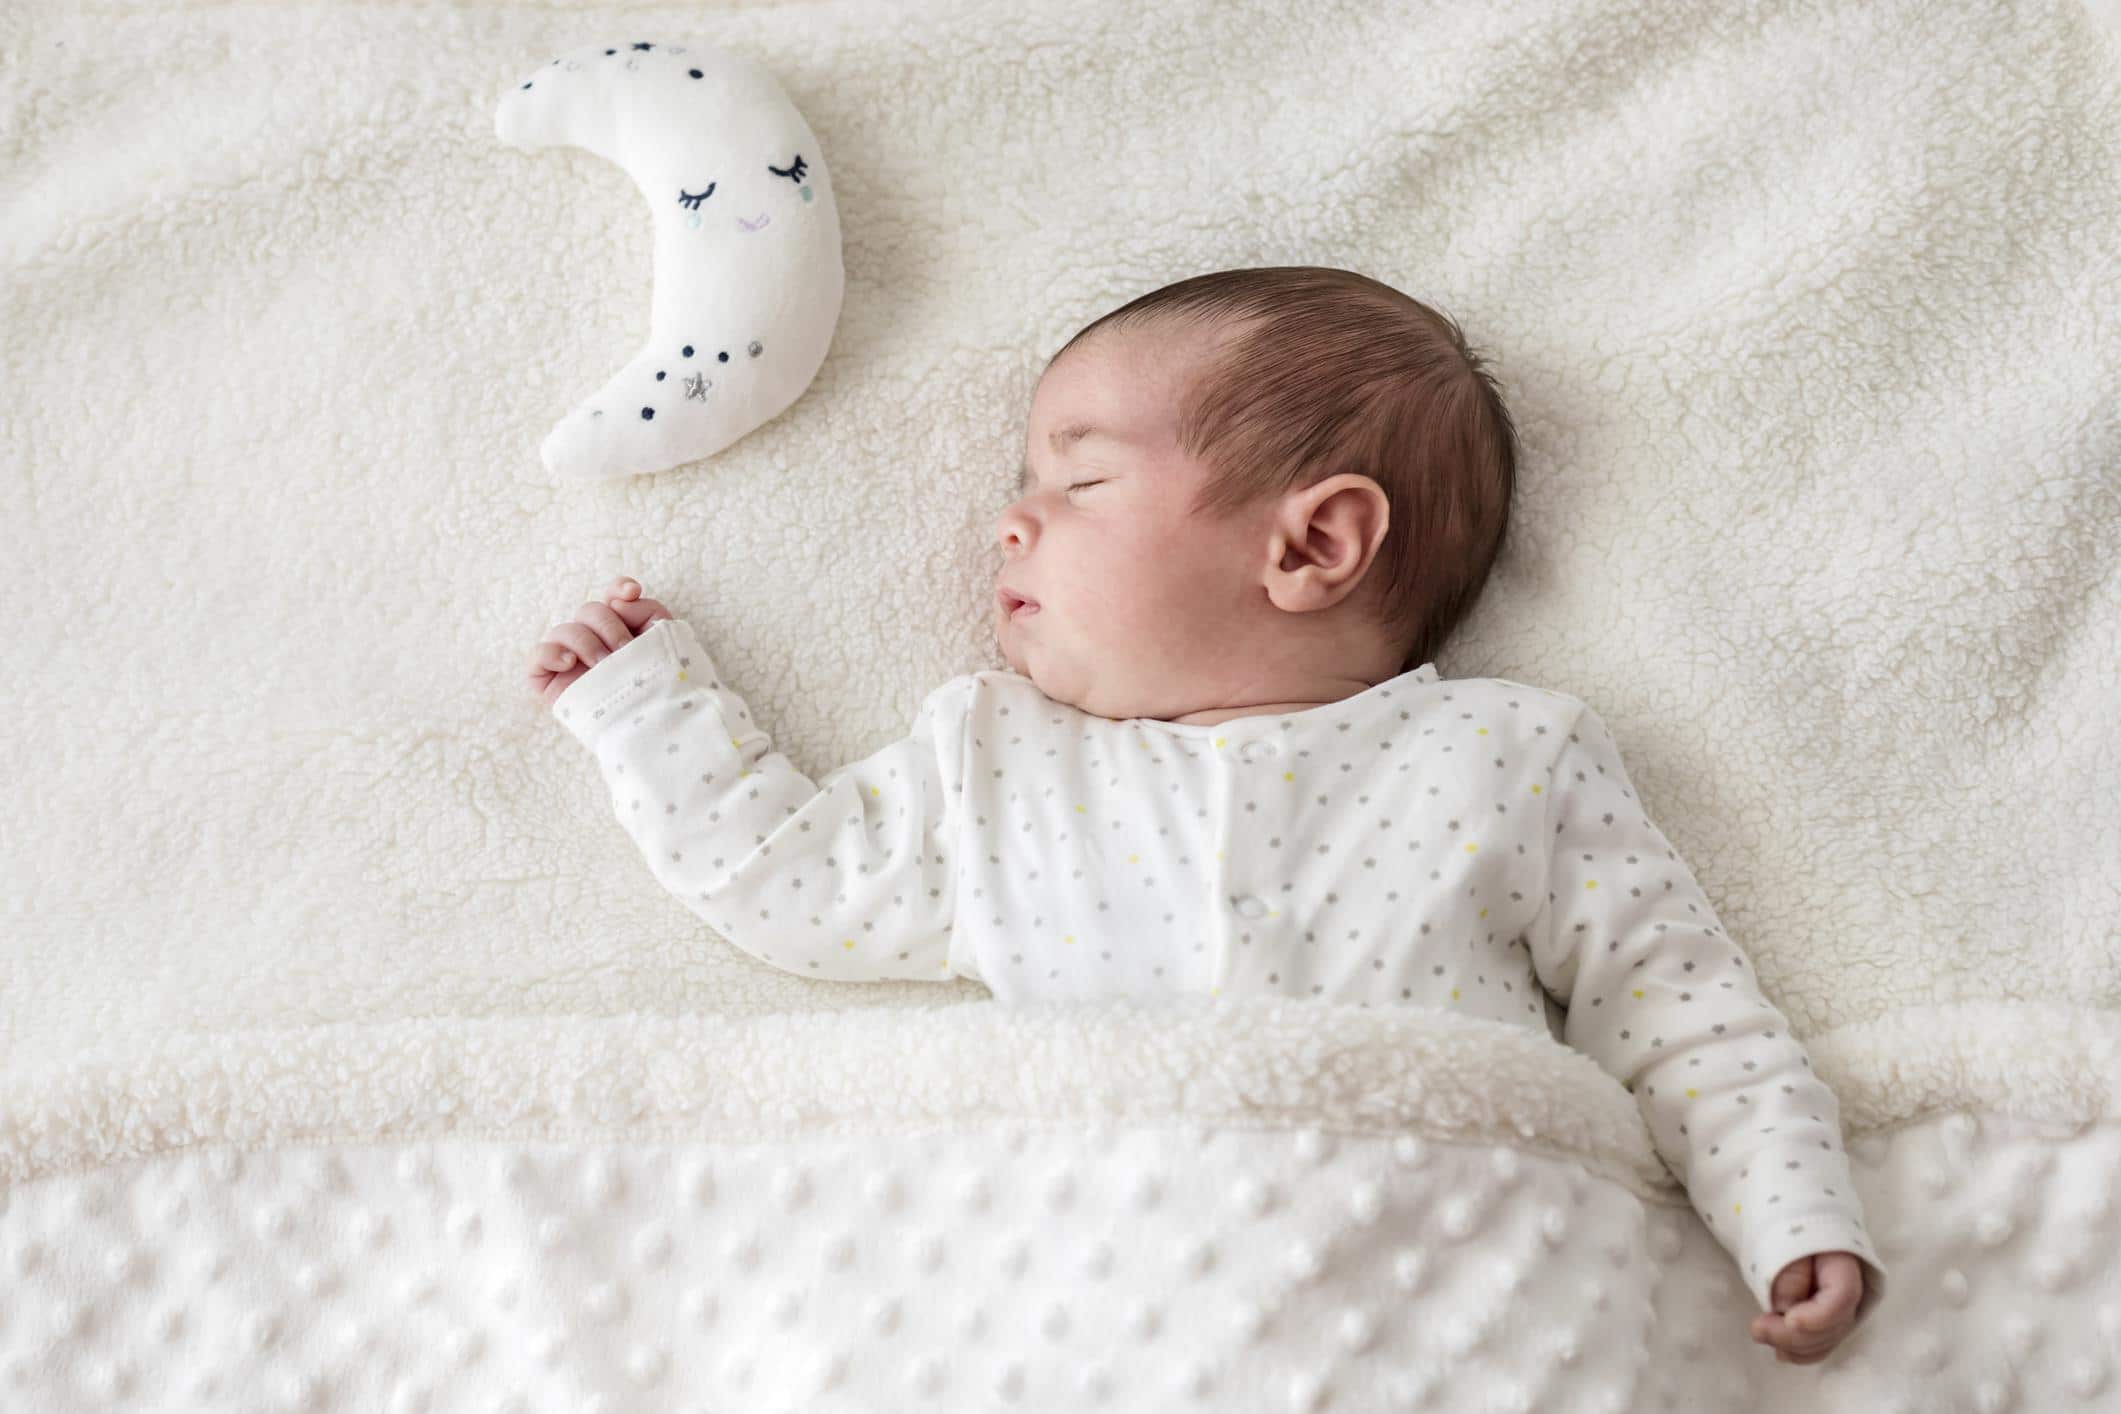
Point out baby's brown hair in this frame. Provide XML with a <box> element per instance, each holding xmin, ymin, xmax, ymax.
<box><xmin>1049</xmin><ymin>266</ymin><xmax>1519</xmax><ymax>674</ymax></box>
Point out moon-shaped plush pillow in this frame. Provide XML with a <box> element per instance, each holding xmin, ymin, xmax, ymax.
<box><xmin>495</xmin><ymin>41</ymin><xmax>844</xmax><ymax>481</ymax></box>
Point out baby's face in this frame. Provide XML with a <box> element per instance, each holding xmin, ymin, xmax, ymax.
<box><xmin>992</xmin><ymin>326</ymin><xmax>1291</xmax><ymax>722</ymax></box>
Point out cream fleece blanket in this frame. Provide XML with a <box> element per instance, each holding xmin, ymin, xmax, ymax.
<box><xmin>4</xmin><ymin>0</ymin><xmax>2120</xmax><ymax>1341</ymax></box>
<box><xmin>7</xmin><ymin>0</ymin><xmax>2116</xmax><ymax>1074</ymax></box>
<box><xmin>5</xmin><ymin>1</ymin><xmax>2121</xmax><ymax>1407</ymax></box>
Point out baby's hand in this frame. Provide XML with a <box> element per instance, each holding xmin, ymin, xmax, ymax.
<box><xmin>1750</xmin><ymin>1252</ymin><xmax>1864</xmax><ymax>1364</ymax></box>
<box><xmin>524</xmin><ymin>576</ymin><xmax>676</xmax><ymax>709</ymax></box>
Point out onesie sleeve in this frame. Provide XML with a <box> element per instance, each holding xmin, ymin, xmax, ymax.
<box><xmin>1523</xmin><ymin>699</ymin><xmax>1887</xmax><ymax>1330</ymax></box>
<box><xmin>551</xmin><ymin>617</ymin><xmax>979</xmax><ymax>985</ymax></box>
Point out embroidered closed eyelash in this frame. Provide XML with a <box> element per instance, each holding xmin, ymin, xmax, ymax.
<box><xmin>682</xmin><ymin>158</ymin><xmax>804</xmax><ymax>210</ymax></box>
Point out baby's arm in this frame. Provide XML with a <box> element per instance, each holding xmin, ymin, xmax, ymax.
<box><xmin>1524</xmin><ymin>700</ymin><xmax>1887</xmax><ymax>1328</ymax></box>
<box><xmin>552</xmin><ymin>617</ymin><xmax>978</xmax><ymax>984</ymax></box>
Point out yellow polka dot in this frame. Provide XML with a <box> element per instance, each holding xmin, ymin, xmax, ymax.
<box><xmin>729</xmin><ymin>737</ymin><xmax>741</xmax><ymax>748</ymax></box>
<box><xmin>1075</xmin><ymin>804</ymin><xmax>1085</xmax><ymax>813</ymax></box>
<box><xmin>1283</xmin><ymin>771</ymin><xmax>1294</xmax><ymax>781</ymax></box>
<box><xmin>738</xmin><ymin>770</ymin><xmax>750</xmax><ymax>779</ymax></box>
<box><xmin>1465</xmin><ymin>843</ymin><xmax>1478</xmax><ymax>854</ymax></box>
<box><xmin>1477</xmin><ymin>727</ymin><xmax>1487</xmax><ymax>735</ymax></box>
<box><xmin>1214</xmin><ymin>738</ymin><xmax>1227</xmax><ymax>749</ymax></box>
<box><xmin>1216</xmin><ymin>851</ymin><xmax>1223</xmax><ymax>860</ymax></box>
<box><xmin>1685</xmin><ymin>1087</ymin><xmax>1698</xmax><ymax>1098</ymax></box>
<box><xmin>1478</xmin><ymin>908</ymin><xmax>1488</xmax><ymax>919</ymax></box>
<box><xmin>1211</xmin><ymin>986</ymin><xmax>1220</xmax><ymax>997</ymax></box>
<box><xmin>1064</xmin><ymin>935</ymin><xmax>1075</xmax><ymax>944</ymax></box>
<box><xmin>1733</xmin><ymin>1203</ymin><xmax>1742</xmax><ymax>1215</ymax></box>
<box><xmin>870</xmin><ymin>786</ymin><xmax>880</xmax><ymax>796</ymax></box>
<box><xmin>1531</xmin><ymin>784</ymin><xmax>1542</xmax><ymax>795</ymax></box>
<box><xmin>842</xmin><ymin>940</ymin><xmax>854</xmax><ymax>950</ymax></box>
<box><xmin>1632</xmin><ymin>989</ymin><xmax>1644</xmax><ymax>999</ymax></box>
<box><xmin>1450</xmin><ymin>988</ymin><xmax>1461</xmax><ymax>1001</ymax></box>
<box><xmin>1585</xmin><ymin>880</ymin><xmax>1598</xmax><ymax>890</ymax></box>
<box><xmin>677</xmin><ymin>671</ymin><xmax>687</xmax><ymax>681</ymax></box>
<box><xmin>1129</xmin><ymin>854</ymin><xmax>1140</xmax><ymax>863</ymax></box>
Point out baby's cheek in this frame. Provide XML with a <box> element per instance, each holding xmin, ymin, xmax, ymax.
<box><xmin>1137</xmin><ymin>547</ymin><xmax>1229</xmax><ymax>626</ymax></box>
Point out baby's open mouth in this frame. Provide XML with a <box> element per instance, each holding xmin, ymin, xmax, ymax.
<box><xmin>998</xmin><ymin>588</ymin><xmax>1040</xmax><ymax>617</ymax></box>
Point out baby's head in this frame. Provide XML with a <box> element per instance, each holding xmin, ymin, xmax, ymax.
<box><xmin>992</xmin><ymin>266</ymin><xmax>1519</xmax><ymax>725</ymax></box>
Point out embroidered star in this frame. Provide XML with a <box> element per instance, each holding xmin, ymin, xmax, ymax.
<box><xmin>683</xmin><ymin>372</ymin><xmax>711</xmax><ymax>401</ymax></box>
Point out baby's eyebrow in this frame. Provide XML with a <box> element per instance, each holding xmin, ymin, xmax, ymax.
<box><xmin>1015</xmin><ymin>422</ymin><xmax>1112</xmax><ymax>495</ymax></box>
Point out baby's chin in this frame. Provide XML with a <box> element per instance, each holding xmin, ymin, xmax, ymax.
<box><xmin>997</xmin><ymin>611</ymin><xmax>1043</xmax><ymax>677</ymax></box>
<box><xmin>1000</xmin><ymin>637</ymin><xmax>1038</xmax><ymax>685</ymax></box>
<box><xmin>999</xmin><ymin>624</ymin><xmax>1142</xmax><ymax>718</ymax></box>
<box><xmin>1000</xmin><ymin>636</ymin><xmax>1071</xmax><ymax>704</ymax></box>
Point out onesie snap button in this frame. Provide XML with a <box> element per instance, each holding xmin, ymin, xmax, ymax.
<box><xmin>1234</xmin><ymin>895</ymin><xmax>1267</xmax><ymax>919</ymax></box>
<box><xmin>1240</xmin><ymin>739</ymin><xmax>1278</xmax><ymax>763</ymax></box>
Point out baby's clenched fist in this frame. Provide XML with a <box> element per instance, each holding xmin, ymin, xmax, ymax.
<box><xmin>525</xmin><ymin>576</ymin><xmax>675</xmax><ymax>709</ymax></box>
<box><xmin>1750</xmin><ymin>1252</ymin><xmax>1865</xmax><ymax>1364</ymax></box>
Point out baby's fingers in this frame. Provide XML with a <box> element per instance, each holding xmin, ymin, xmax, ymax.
<box><xmin>524</xmin><ymin>640</ymin><xmax>583</xmax><ymax>706</ymax></box>
<box><xmin>607</xmin><ymin>594</ymin><xmax>673</xmax><ymax>631</ymax></box>
<box><xmin>572</xmin><ymin>601</ymin><xmax>634</xmax><ymax>652</ymax></box>
<box><xmin>528</xmin><ymin>639</ymin><xmax>579</xmax><ymax>673</ymax></box>
<box><xmin>548</xmin><ymin>622</ymin><xmax>614</xmax><ymax>667</ymax></box>
<box><xmin>1751</xmin><ymin>1311</ymin><xmax>1841</xmax><ymax>1362</ymax></box>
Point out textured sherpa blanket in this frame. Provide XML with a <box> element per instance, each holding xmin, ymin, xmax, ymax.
<box><xmin>3</xmin><ymin>1</ymin><xmax>2119</xmax><ymax>1410</ymax></box>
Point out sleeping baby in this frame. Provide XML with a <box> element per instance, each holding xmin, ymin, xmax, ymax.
<box><xmin>522</xmin><ymin>264</ymin><xmax>1886</xmax><ymax>1363</ymax></box>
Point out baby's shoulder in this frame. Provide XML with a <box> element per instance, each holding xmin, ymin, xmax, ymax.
<box><xmin>920</xmin><ymin>668</ymin><xmax>1054</xmax><ymax>731</ymax></box>
<box><xmin>914</xmin><ymin>670</ymin><xmax>994</xmax><ymax>718</ymax></box>
<box><xmin>957</xmin><ymin>668</ymin><xmax>1058</xmax><ymax>708</ymax></box>
<box><xmin>1435</xmin><ymin>673</ymin><xmax>1588</xmax><ymax>726</ymax></box>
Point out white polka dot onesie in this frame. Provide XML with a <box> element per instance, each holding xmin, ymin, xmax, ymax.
<box><xmin>553</xmin><ymin>617</ymin><xmax>1887</xmax><ymax>1325</ymax></box>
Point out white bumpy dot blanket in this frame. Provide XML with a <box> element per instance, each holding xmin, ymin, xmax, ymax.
<box><xmin>5</xmin><ymin>999</ymin><xmax>2121</xmax><ymax>1410</ymax></box>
